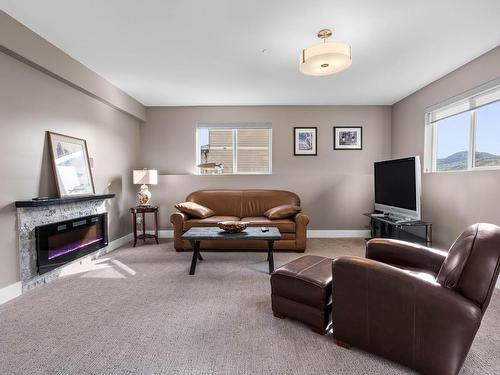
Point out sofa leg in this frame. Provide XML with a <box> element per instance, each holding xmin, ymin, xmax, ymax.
<box><xmin>334</xmin><ymin>339</ymin><xmax>352</xmax><ymax>349</ymax></box>
<box><xmin>273</xmin><ymin>311</ymin><xmax>286</xmax><ymax>319</ymax></box>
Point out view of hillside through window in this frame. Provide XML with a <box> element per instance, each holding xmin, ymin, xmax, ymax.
<box><xmin>436</xmin><ymin>100</ymin><xmax>500</xmax><ymax>171</ymax></box>
<box><xmin>475</xmin><ymin>101</ymin><xmax>500</xmax><ymax>168</ymax></box>
<box><xmin>436</xmin><ymin>112</ymin><xmax>469</xmax><ymax>171</ymax></box>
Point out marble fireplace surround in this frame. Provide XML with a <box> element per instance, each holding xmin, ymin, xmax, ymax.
<box><xmin>16</xmin><ymin>195</ymin><xmax>115</xmax><ymax>291</ymax></box>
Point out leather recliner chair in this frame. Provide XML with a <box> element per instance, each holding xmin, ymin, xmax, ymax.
<box><xmin>331</xmin><ymin>223</ymin><xmax>500</xmax><ymax>375</ymax></box>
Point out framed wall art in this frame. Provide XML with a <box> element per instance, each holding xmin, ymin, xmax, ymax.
<box><xmin>334</xmin><ymin>127</ymin><xmax>362</xmax><ymax>150</ymax></box>
<box><xmin>48</xmin><ymin>132</ymin><xmax>95</xmax><ymax>197</ymax></box>
<box><xmin>294</xmin><ymin>127</ymin><xmax>317</xmax><ymax>156</ymax></box>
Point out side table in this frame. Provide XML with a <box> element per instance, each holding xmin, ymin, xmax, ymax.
<box><xmin>131</xmin><ymin>206</ymin><xmax>159</xmax><ymax>247</ymax></box>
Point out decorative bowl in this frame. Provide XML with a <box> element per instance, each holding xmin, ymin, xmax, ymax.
<box><xmin>217</xmin><ymin>221</ymin><xmax>249</xmax><ymax>233</ymax></box>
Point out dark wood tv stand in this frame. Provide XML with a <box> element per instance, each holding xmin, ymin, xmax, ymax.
<box><xmin>363</xmin><ymin>213</ymin><xmax>432</xmax><ymax>246</ymax></box>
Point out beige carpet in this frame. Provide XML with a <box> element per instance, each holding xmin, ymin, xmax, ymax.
<box><xmin>0</xmin><ymin>239</ymin><xmax>499</xmax><ymax>374</ymax></box>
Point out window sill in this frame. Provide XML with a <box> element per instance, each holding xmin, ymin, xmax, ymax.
<box><xmin>424</xmin><ymin>166</ymin><xmax>500</xmax><ymax>174</ymax></box>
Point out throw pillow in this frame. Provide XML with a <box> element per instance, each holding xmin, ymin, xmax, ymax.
<box><xmin>264</xmin><ymin>204</ymin><xmax>301</xmax><ymax>220</ymax></box>
<box><xmin>175</xmin><ymin>202</ymin><xmax>215</xmax><ymax>219</ymax></box>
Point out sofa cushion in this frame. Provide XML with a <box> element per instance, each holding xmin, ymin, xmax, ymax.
<box><xmin>186</xmin><ymin>190</ymin><xmax>244</xmax><ymax>217</ymax></box>
<box><xmin>264</xmin><ymin>204</ymin><xmax>301</xmax><ymax>220</ymax></box>
<box><xmin>175</xmin><ymin>202</ymin><xmax>214</xmax><ymax>219</ymax></box>
<box><xmin>183</xmin><ymin>216</ymin><xmax>240</xmax><ymax>230</ymax></box>
<box><xmin>241</xmin><ymin>190</ymin><xmax>300</xmax><ymax>217</ymax></box>
<box><xmin>241</xmin><ymin>216</ymin><xmax>296</xmax><ymax>233</ymax></box>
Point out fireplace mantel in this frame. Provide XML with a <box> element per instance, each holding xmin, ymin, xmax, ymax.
<box><xmin>15</xmin><ymin>194</ymin><xmax>115</xmax><ymax>207</ymax></box>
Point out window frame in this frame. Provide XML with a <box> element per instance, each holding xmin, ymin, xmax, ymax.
<box><xmin>195</xmin><ymin>124</ymin><xmax>272</xmax><ymax>175</ymax></box>
<box><xmin>424</xmin><ymin>80</ymin><xmax>500</xmax><ymax>173</ymax></box>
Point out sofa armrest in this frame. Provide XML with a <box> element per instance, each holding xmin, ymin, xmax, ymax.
<box><xmin>366</xmin><ymin>238</ymin><xmax>447</xmax><ymax>274</ymax></box>
<box><xmin>294</xmin><ymin>213</ymin><xmax>309</xmax><ymax>252</ymax></box>
<box><xmin>170</xmin><ymin>211</ymin><xmax>189</xmax><ymax>251</ymax></box>
<box><xmin>332</xmin><ymin>256</ymin><xmax>481</xmax><ymax>375</ymax></box>
<box><xmin>294</xmin><ymin>212</ymin><xmax>310</xmax><ymax>225</ymax></box>
<box><xmin>170</xmin><ymin>211</ymin><xmax>189</xmax><ymax>225</ymax></box>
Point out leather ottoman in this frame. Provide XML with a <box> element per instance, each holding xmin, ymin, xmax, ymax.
<box><xmin>270</xmin><ymin>255</ymin><xmax>333</xmax><ymax>334</ymax></box>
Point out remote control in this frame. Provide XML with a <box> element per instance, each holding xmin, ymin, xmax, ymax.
<box><xmin>261</xmin><ymin>227</ymin><xmax>269</xmax><ymax>232</ymax></box>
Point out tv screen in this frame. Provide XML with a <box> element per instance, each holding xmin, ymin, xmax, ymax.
<box><xmin>374</xmin><ymin>157</ymin><xmax>417</xmax><ymax>211</ymax></box>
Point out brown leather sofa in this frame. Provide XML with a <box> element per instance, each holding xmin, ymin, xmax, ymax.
<box><xmin>170</xmin><ymin>190</ymin><xmax>309</xmax><ymax>251</ymax></box>
<box><xmin>331</xmin><ymin>223</ymin><xmax>500</xmax><ymax>375</ymax></box>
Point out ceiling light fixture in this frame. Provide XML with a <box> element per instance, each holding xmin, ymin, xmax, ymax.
<box><xmin>300</xmin><ymin>28</ymin><xmax>352</xmax><ymax>76</ymax></box>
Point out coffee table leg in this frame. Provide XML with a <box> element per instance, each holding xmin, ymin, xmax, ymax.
<box><xmin>267</xmin><ymin>240</ymin><xmax>274</xmax><ymax>274</ymax></box>
<box><xmin>189</xmin><ymin>240</ymin><xmax>201</xmax><ymax>275</ymax></box>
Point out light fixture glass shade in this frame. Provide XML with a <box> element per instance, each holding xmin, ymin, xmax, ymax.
<box><xmin>133</xmin><ymin>169</ymin><xmax>158</xmax><ymax>185</ymax></box>
<box><xmin>300</xmin><ymin>41</ymin><xmax>352</xmax><ymax>76</ymax></box>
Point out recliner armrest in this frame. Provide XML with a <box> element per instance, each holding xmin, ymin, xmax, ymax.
<box><xmin>366</xmin><ymin>238</ymin><xmax>447</xmax><ymax>274</ymax></box>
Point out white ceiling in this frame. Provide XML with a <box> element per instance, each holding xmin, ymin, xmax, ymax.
<box><xmin>1</xmin><ymin>0</ymin><xmax>500</xmax><ymax>106</ymax></box>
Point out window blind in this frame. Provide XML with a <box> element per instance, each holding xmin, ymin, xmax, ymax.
<box><xmin>427</xmin><ymin>83</ymin><xmax>500</xmax><ymax>123</ymax></box>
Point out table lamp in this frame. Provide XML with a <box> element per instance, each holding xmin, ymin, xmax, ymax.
<box><xmin>133</xmin><ymin>169</ymin><xmax>158</xmax><ymax>206</ymax></box>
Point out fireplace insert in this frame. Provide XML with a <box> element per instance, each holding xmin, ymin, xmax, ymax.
<box><xmin>35</xmin><ymin>213</ymin><xmax>108</xmax><ymax>274</ymax></box>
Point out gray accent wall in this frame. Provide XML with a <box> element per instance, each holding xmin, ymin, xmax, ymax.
<box><xmin>141</xmin><ymin>106</ymin><xmax>391</xmax><ymax>231</ymax></box>
<box><xmin>0</xmin><ymin>51</ymin><xmax>141</xmax><ymax>289</ymax></box>
<box><xmin>392</xmin><ymin>46</ymin><xmax>500</xmax><ymax>248</ymax></box>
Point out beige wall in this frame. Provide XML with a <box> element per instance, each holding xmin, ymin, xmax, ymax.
<box><xmin>0</xmin><ymin>11</ymin><xmax>146</xmax><ymax>121</ymax></box>
<box><xmin>141</xmin><ymin>106</ymin><xmax>391</xmax><ymax>231</ymax></box>
<box><xmin>0</xmin><ymin>51</ymin><xmax>141</xmax><ymax>288</ymax></box>
<box><xmin>392</xmin><ymin>46</ymin><xmax>500</xmax><ymax>248</ymax></box>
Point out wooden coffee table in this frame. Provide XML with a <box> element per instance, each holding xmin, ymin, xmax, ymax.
<box><xmin>181</xmin><ymin>227</ymin><xmax>281</xmax><ymax>275</ymax></box>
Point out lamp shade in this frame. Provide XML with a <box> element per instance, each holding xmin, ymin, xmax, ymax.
<box><xmin>300</xmin><ymin>41</ymin><xmax>352</xmax><ymax>76</ymax></box>
<box><xmin>133</xmin><ymin>169</ymin><xmax>158</xmax><ymax>185</ymax></box>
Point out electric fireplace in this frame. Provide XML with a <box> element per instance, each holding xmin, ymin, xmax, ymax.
<box><xmin>35</xmin><ymin>213</ymin><xmax>108</xmax><ymax>274</ymax></box>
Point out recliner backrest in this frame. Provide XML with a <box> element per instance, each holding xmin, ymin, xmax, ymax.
<box><xmin>437</xmin><ymin>223</ymin><xmax>500</xmax><ymax>313</ymax></box>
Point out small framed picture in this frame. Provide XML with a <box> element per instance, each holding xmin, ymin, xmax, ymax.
<box><xmin>294</xmin><ymin>127</ymin><xmax>317</xmax><ymax>156</ymax></box>
<box><xmin>334</xmin><ymin>127</ymin><xmax>362</xmax><ymax>150</ymax></box>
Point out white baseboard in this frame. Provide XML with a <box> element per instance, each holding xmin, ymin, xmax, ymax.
<box><xmin>151</xmin><ymin>229</ymin><xmax>369</xmax><ymax>239</ymax></box>
<box><xmin>307</xmin><ymin>230</ymin><xmax>370</xmax><ymax>238</ymax></box>
<box><xmin>106</xmin><ymin>233</ymin><xmax>134</xmax><ymax>251</ymax></box>
<box><xmin>0</xmin><ymin>281</ymin><xmax>22</xmax><ymax>306</ymax></box>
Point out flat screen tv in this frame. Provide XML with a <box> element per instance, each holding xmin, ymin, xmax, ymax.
<box><xmin>374</xmin><ymin>156</ymin><xmax>421</xmax><ymax>220</ymax></box>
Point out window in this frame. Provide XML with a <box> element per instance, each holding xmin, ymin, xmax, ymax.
<box><xmin>196</xmin><ymin>124</ymin><xmax>272</xmax><ymax>174</ymax></box>
<box><xmin>435</xmin><ymin>112</ymin><xmax>469</xmax><ymax>171</ymax></box>
<box><xmin>475</xmin><ymin>101</ymin><xmax>500</xmax><ymax>168</ymax></box>
<box><xmin>425</xmin><ymin>82</ymin><xmax>500</xmax><ymax>172</ymax></box>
